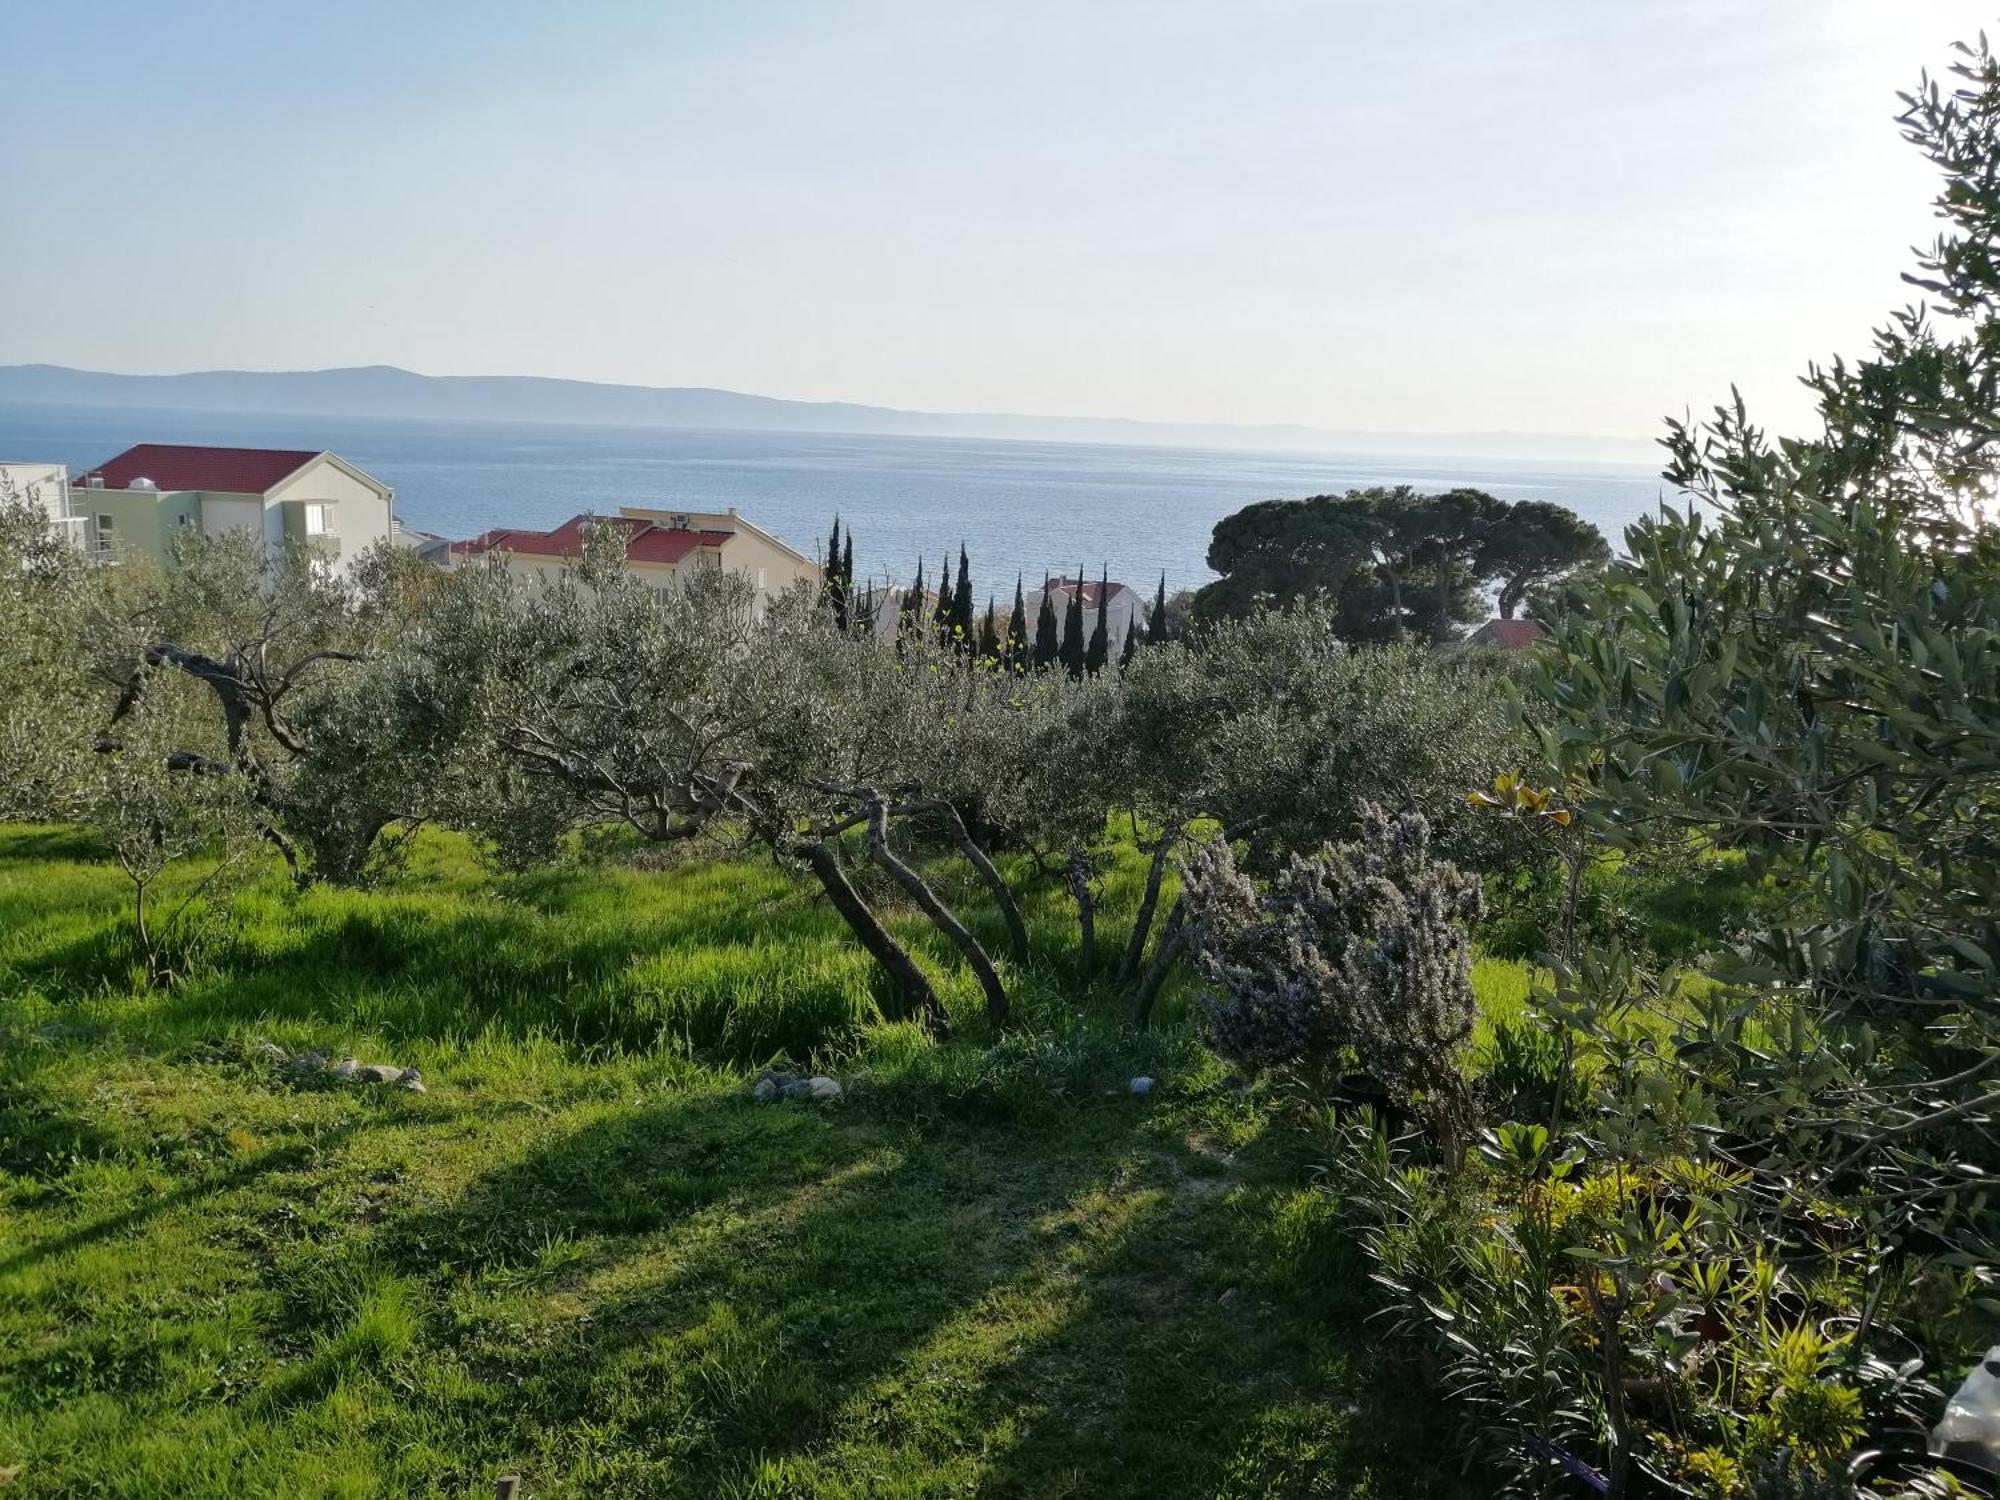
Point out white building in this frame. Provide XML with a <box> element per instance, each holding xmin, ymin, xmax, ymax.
<box><xmin>445</xmin><ymin>505</ymin><xmax>819</xmax><ymax>608</ymax></box>
<box><xmin>1024</xmin><ymin>575</ymin><xmax>1152</xmax><ymax>658</ymax></box>
<box><xmin>55</xmin><ymin>444</ymin><xmax>394</xmax><ymax>574</ymax></box>
<box><xmin>0</xmin><ymin>461</ymin><xmax>87</xmax><ymax>550</ymax></box>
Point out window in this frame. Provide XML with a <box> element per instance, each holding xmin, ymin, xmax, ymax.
<box><xmin>303</xmin><ymin>503</ymin><xmax>334</xmax><ymax>536</ymax></box>
<box><xmin>94</xmin><ymin>514</ymin><xmax>113</xmax><ymax>553</ymax></box>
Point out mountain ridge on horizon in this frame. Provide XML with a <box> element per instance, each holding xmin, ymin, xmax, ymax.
<box><xmin>0</xmin><ymin>362</ymin><xmax>1660</xmax><ymax>465</ymax></box>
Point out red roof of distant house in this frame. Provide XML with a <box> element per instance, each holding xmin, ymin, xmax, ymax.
<box><xmin>1468</xmin><ymin>617</ymin><xmax>1546</xmax><ymax>649</ymax></box>
<box><xmin>450</xmin><ymin>513</ymin><xmax>733</xmax><ymax>565</ymax></box>
<box><xmin>80</xmin><ymin>443</ymin><xmax>323</xmax><ymax>494</ymax></box>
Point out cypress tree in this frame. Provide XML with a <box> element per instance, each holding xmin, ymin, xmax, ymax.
<box><xmin>1032</xmin><ymin>573</ymin><xmax>1060</xmax><ymax>671</ymax></box>
<box><xmin>1120</xmin><ymin>622</ymin><xmax>1139</xmax><ymax>669</ymax></box>
<box><xmin>899</xmin><ymin>558</ymin><xmax>924</xmax><ymax>652</ymax></box>
<box><xmin>840</xmin><ymin>532</ymin><xmax>856</xmax><ymax>631</ymax></box>
<box><xmin>821</xmin><ymin>516</ymin><xmax>841</xmax><ymax>616</ymax></box>
<box><xmin>977</xmin><ymin>595</ymin><xmax>1000</xmax><ymax>662</ymax></box>
<box><xmin>1061</xmin><ymin>567</ymin><xmax>1087</xmax><ymax>680</ymax></box>
<box><xmin>1148</xmin><ymin>571</ymin><xmax>1170</xmax><ymax>644</ymax></box>
<box><xmin>1005</xmin><ymin>573</ymin><xmax>1028</xmax><ymax>672</ymax></box>
<box><xmin>1085</xmin><ymin>565</ymin><xmax>1110</xmax><ymax>676</ymax></box>
<box><xmin>953</xmin><ymin>543</ymin><xmax>974</xmax><ymax>653</ymax></box>
<box><xmin>931</xmin><ymin>553</ymin><xmax>952</xmax><ymax>643</ymax></box>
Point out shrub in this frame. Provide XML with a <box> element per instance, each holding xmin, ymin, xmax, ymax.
<box><xmin>1182</xmin><ymin>805</ymin><xmax>1484</xmax><ymax>1157</ymax></box>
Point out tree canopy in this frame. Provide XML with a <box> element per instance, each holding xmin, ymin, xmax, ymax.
<box><xmin>1193</xmin><ymin>485</ymin><xmax>1605</xmax><ymax>641</ymax></box>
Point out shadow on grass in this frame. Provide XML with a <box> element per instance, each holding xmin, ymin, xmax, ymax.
<box><xmin>0</xmin><ymin>1111</ymin><xmax>396</xmax><ymax>1282</ymax></box>
<box><xmin>0</xmin><ymin>825</ymin><xmax>108</xmax><ymax>865</ymax></box>
<box><xmin>263</xmin><ymin>1082</ymin><xmax>1469</xmax><ymax>1499</ymax></box>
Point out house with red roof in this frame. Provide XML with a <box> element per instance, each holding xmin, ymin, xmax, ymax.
<box><xmin>447</xmin><ymin>505</ymin><xmax>819</xmax><ymax>605</ymax></box>
<box><xmin>56</xmin><ymin>444</ymin><xmax>393</xmax><ymax>573</ymax></box>
<box><xmin>1023</xmin><ymin>575</ymin><xmax>1152</xmax><ymax>659</ymax></box>
<box><xmin>1464</xmin><ymin>617</ymin><xmax>1546</xmax><ymax>650</ymax></box>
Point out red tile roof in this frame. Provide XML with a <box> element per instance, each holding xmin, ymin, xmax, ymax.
<box><xmin>1468</xmin><ymin>617</ymin><xmax>1546</xmax><ymax>649</ymax></box>
<box><xmin>450</xmin><ymin>513</ymin><xmax>732</xmax><ymax>565</ymax></box>
<box><xmin>80</xmin><ymin>443</ymin><xmax>322</xmax><ymax>494</ymax></box>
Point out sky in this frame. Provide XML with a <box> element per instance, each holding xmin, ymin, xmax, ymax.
<box><xmin>0</xmin><ymin>0</ymin><xmax>1987</xmax><ymax>441</ymax></box>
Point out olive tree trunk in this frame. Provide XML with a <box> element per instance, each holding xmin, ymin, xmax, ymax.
<box><xmin>1118</xmin><ymin>828</ymin><xmax>1178</xmax><ymax>983</ymax></box>
<box><xmin>933</xmin><ymin>800</ymin><xmax>1029</xmax><ymax>963</ymax></box>
<box><xmin>1130</xmin><ymin>896</ymin><xmax>1186</xmax><ymax>1028</ymax></box>
<box><xmin>796</xmin><ymin>837</ymin><xmax>951</xmax><ymax>1037</ymax></box>
<box><xmin>864</xmin><ymin>798</ymin><xmax>1010</xmax><ymax>1030</ymax></box>
<box><xmin>1066</xmin><ymin>848</ymin><xmax>1097</xmax><ymax>973</ymax></box>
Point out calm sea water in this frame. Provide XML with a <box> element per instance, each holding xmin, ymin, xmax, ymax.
<box><xmin>0</xmin><ymin>402</ymin><xmax>1667</xmax><ymax>596</ymax></box>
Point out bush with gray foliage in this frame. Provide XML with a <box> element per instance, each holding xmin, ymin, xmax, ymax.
<box><xmin>1182</xmin><ymin>805</ymin><xmax>1484</xmax><ymax>1155</ymax></box>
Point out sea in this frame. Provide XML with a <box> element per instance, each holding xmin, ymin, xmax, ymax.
<box><xmin>0</xmin><ymin>402</ymin><xmax>1670</xmax><ymax>597</ymax></box>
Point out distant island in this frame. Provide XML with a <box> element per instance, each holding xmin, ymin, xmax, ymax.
<box><xmin>0</xmin><ymin>363</ymin><xmax>1656</xmax><ymax>464</ymax></box>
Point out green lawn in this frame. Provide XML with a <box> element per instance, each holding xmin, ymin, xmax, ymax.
<box><xmin>0</xmin><ymin>825</ymin><xmax>1496</xmax><ymax>1498</ymax></box>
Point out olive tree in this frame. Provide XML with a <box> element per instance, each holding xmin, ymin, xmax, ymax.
<box><xmin>77</xmin><ymin>655</ymin><xmax>264</xmax><ymax>986</ymax></box>
<box><xmin>0</xmin><ymin>479</ymin><xmax>100</xmax><ymax>820</ymax></box>
<box><xmin>421</xmin><ymin>534</ymin><xmax>975</xmax><ymax>1032</ymax></box>
<box><xmin>1114</xmin><ymin>610</ymin><xmax>1530</xmax><ymax>1024</ymax></box>
<box><xmin>88</xmin><ymin>530</ymin><xmax>437</xmax><ymax>885</ymax></box>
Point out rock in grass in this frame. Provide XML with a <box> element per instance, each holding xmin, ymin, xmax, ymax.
<box><xmin>750</xmin><ymin>1069</ymin><xmax>838</xmax><ymax>1103</ymax></box>
<box><xmin>356</xmin><ymin>1064</ymin><xmax>403</xmax><ymax>1084</ymax></box>
<box><xmin>253</xmin><ymin>1042</ymin><xmax>289</xmax><ymax>1066</ymax></box>
<box><xmin>1129</xmin><ymin>1076</ymin><xmax>1155</xmax><ymax>1095</ymax></box>
<box><xmin>331</xmin><ymin>1057</ymin><xmax>360</xmax><ymax>1079</ymax></box>
<box><xmin>396</xmin><ymin>1067</ymin><xmax>426</xmax><ymax>1093</ymax></box>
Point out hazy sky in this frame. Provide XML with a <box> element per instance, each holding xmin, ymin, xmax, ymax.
<box><xmin>0</xmin><ymin>1</ymin><xmax>1985</xmax><ymax>438</ymax></box>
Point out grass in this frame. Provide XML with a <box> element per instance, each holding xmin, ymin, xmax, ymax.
<box><xmin>0</xmin><ymin>825</ymin><xmax>1508</xmax><ymax>1499</ymax></box>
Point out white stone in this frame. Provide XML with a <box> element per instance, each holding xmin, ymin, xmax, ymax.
<box><xmin>1129</xmin><ymin>1076</ymin><xmax>1155</xmax><ymax>1095</ymax></box>
<box><xmin>806</xmin><ymin>1076</ymin><xmax>842</xmax><ymax>1101</ymax></box>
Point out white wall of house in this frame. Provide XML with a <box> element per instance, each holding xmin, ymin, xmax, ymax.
<box><xmin>267</xmin><ymin>455</ymin><xmax>393</xmax><ymax>571</ymax></box>
<box><xmin>0</xmin><ymin>462</ymin><xmax>69</xmax><ymax>522</ymax></box>
<box><xmin>199</xmin><ymin>495</ymin><xmax>264</xmax><ymax>538</ymax></box>
<box><xmin>617</xmin><ymin>505</ymin><xmax>820</xmax><ymax>604</ymax></box>
<box><xmin>1023</xmin><ymin>585</ymin><xmax>1151</xmax><ymax>657</ymax></box>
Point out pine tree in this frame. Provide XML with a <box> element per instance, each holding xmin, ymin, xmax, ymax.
<box><xmin>953</xmin><ymin>543</ymin><xmax>974</xmax><ymax>653</ymax></box>
<box><xmin>977</xmin><ymin>595</ymin><xmax>1000</xmax><ymax>662</ymax></box>
<box><xmin>1148</xmin><ymin>571</ymin><xmax>1170</xmax><ymax>644</ymax></box>
<box><xmin>1085</xmin><ymin>565</ymin><xmax>1110</xmax><ymax>676</ymax></box>
<box><xmin>1032</xmin><ymin>573</ymin><xmax>1060</xmax><ymax>671</ymax></box>
<box><xmin>1061</xmin><ymin>568</ymin><xmax>1087</xmax><ymax>680</ymax></box>
<box><xmin>1005</xmin><ymin>574</ymin><xmax>1029</xmax><ymax>672</ymax></box>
